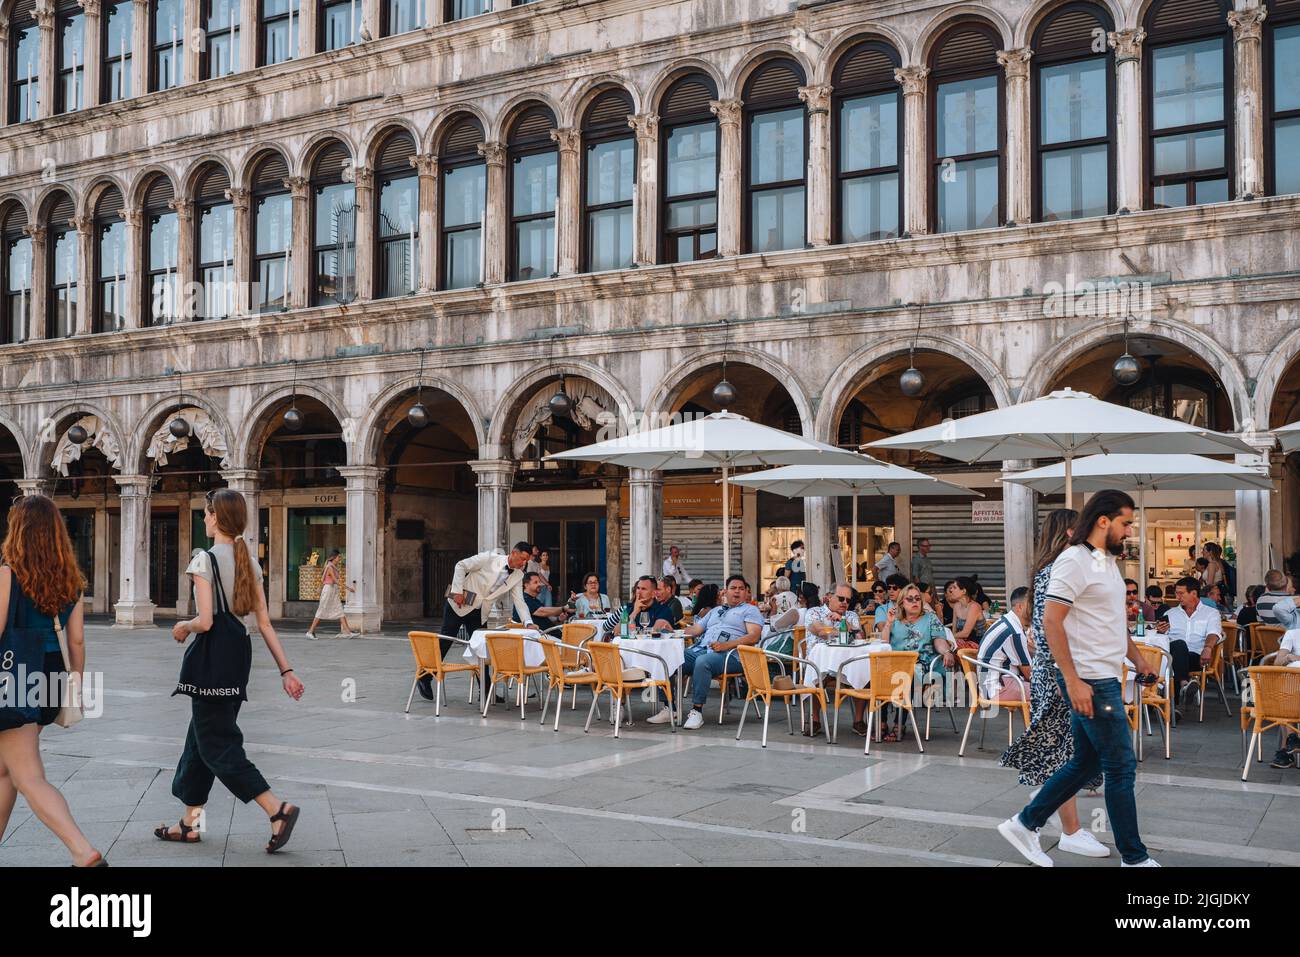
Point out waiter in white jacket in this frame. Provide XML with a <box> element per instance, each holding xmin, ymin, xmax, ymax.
<box><xmin>417</xmin><ymin>541</ymin><xmax>534</xmax><ymax>701</ymax></box>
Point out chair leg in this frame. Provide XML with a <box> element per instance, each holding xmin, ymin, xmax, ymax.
<box><xmin>1242</xmin><ymin>730</ymin><xmax>1260</xmax><ymax>780</ymax></box>
<box><xmin>540</xmin><ymin>683</ymin><xmax>553</xmax><ymax>727</ymax></box>
<box><xmin>1217</xmin><ymin>677</ymin><xmax>1231</xmax><ymax>717</ymax></box>
<box><xmin>785</xmin><ymin>697</ymin><xmax>794</xmax><ymax>735</ymax></box>
<box><xmin>583</xmin><ymin>689</ymin><xmax>600</xmax><ymax>733</ymax></box>
<box><xmin>718</xmin><ymin>678</ymin><xmax>727</xmax><ymax>725</ymax></box>
<box><xmin>820</xmin><ymin>695</ymin><xmax>831</xmax><ymax>743</ymax></box>
<box><xmin>761</xmin><ymin>697</ymin><xmax>772</xmax><ymax>748</ymax></box>
<box><xmin>736</xmin><ymin>694</ymin><xmax>749</xmax><ymax>741</ymax></box>
<box><xmin>864</xmin><ymin>706</ymin><xmax>875</xmax><ymax>755</ymax></box>
<box><xmin>481</xmin><ymin>678</ymin><xmax>494</xmax><ymax>717</ymax></box>
<box><xmin>554</xmin><ymin>685</ymin><xmax>564</xmax><ymax>732</ymax></box>
<box><xmin>613</xmin><ymin>692</ymin><xmax>623</xmax><ymax>739</ymax></box>
<box><xmin>908</xmin><ymin>707</ymin><xmax>925</xmax><ymax>754</ymax></box>
<box><xmin>435</xmin><ymin>678</ymin><xmax>444</xmax><ymax>718</ymax></box>
<box><xmin>571</xmin><ymin>682</ymin><xmax>578</xmax><ymax>710</ymax></box>
<box><xmin>405</xmin><ymin>675</ymin><xmax>419</xmax><ymax>714</ymax></box>
<box><xmin>978</xmin><ymin>708</ymin><xmax>987</xmax><ymax>750</ymax></box>
<box><xmin>832</xmin><ymin>695</ymin><xmax>842</xmax><ymax>745</ymax></box>
<box><xmin>958</xmin><ymin>708</ymin><xmax>976</xmax><ymax>757</ymax></box>
<box><xmin>924</xmin><ymin>698</ymin><xmax>932</xmax><ymax>741</ymax></box>
<box><xmin>519</xmin><ymin>677</ymin><xmax>526</xmax><ymax>721</ymax></box>
<box><xmin>1199</xmin><ymin>677</ymin><xmax>1206</xmax><ymax>723</ymax></box>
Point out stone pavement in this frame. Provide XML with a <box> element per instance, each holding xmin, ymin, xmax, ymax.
<box><xmin>1</xmin><ymin>624</ymin><xmax>1296</xmax><ymax>867</ymax></box>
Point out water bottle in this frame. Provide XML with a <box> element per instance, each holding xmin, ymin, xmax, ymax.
<box><xmin>838</xmin><ymin>615</ymin><xmax>848</xmax><ymax>646</ymax></box>
<box><xmin>619</xmin><ymin>606</ymin><xmax>629</xmax><ymax>639</ymax></box>
<box><xmin>1135</xmin><ymin>608</ymin><xmax>1146</xmax><ymax>638</ymax></box>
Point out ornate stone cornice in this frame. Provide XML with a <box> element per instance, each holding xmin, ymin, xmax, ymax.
<box><xmin>1107</xmin><ymin>28</ymin><xmax>1145</xmax><ymax>63</ymax></box>
<box><xmin>893</xmin><ymin>66</ymin><xmax>929</xmax><ymax>97</ymax></box>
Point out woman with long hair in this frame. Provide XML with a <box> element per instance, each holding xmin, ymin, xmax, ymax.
<box><xmin>946</xmin><ymin>577</ymin><xmax>985</xmax><ymax>649</ymax></box>
<box><xmin>306</xmin><ymin>549</ymin><xmax>354</xmax><ymax>640</ymax></box>
<box><xmin>0</xmin><ymin>494</ymin><xmax>104</xmax><ymax>866</ymax></box>
<box><xmin>573</xmin><ymin>573</ymin><xmax>609</xmax><ymax>618</ymax></box>
<box><xmin>157</xmin><ymin>488</ymin><xmax>305</xmax><ymax>853</ymax></box>
<box><xmin>1000</xmin><ymin>507</ymin><xmax>1108</xmax><ymax>859</ymax></box>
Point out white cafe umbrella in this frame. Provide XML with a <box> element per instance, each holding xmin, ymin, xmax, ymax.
<box><xmin>1274</xmin><ymin>421</ymin><xmax>1300</xmax><ymax>455</ymax></box>
<box><xmin>866</xmin><ymin>388</ymin><xmax>1256</xmax><ymax>503</ymax></box>
<box><xmin>545</xmin><ymin>411</ymin><xmax>864</xmax><ymax>575</ymax></box>
<box><xmin>730</xmin><ymin>458</ymin><xmax>981</xmax><ymax>588</ymax></box>
<box><xmin>1001</xmin><ymin>453</ymin><xmax>1273</xmax><ymax>588</ymax></box>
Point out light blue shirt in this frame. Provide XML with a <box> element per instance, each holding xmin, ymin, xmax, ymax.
<box><xmin>696</xmin><ymin>602</ymin><xmax>765</xmax><ymax>650</ymax></box>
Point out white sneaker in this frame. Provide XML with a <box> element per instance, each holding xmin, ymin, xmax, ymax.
<box><xmin>646</xmin><ymin>707</ymin><xmax>675</xmax><ymax>725</ymax></box>
<box><xmin>682</xmin><ymin>709</ymin><xmax>704</xmax><ymax>730</ymax></box>
<box><xmin>305</xmin><ymin>632</ymin><xmax>318</xmax><ymax>641</ymax></box>
<box><xmin>1121</xmin><ymin>857</ymin><xmax>1162</xmax><ymax>867</ymax></box>
<box><xmin>997</xmin><ymin>815</ymin><xmax>1054</xmax><ymax>867</ymax></box>
<box><xmin>1058</xmin><ymin>828</ymin><xmax>1111</xmax><ymax>858</ymax></box>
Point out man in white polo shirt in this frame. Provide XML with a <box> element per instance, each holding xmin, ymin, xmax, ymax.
<box><xmin>998</xmin><ymin>490</ymin><xmax>1160</xmax><ymax>868</ymax></box>
<box><xmin>1155</xmin><ymin>576</ymin><xmax>1222</xmax><ymax>710</ymax></box>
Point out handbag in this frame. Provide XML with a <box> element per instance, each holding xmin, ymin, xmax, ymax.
<box><xmin>0</xmin><ymin>572</ymin><xmax>45</xmax><ymax>725</ymax></box>
<box><xmin>173</xmin><ymin>551</ymin><xmax>253</xmax><ymax>701</ymax></box>
<box><xmin>51</xmin><ymin>614</ymin><xmax>83</xmax><ymax>728</ymax></box>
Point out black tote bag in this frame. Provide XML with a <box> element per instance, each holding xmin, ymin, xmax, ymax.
<box><xmin>173</xmin><ymin>550</ymin><xmax>253</xmax><ymax>702</ymax></box>
<box><xmin>0</xmin><ymin>573</ymin><xmax>47</xmax><ymax>725</ymax></box>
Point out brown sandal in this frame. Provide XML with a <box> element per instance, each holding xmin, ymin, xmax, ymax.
<box><xmin>266</xmin><ymin>802</ymin><xmax>300</xmax><ymax>854</ymax></box>
<box><xmin>154</xmin><ymin>821</ymin><xmax>201</xmax><ymax>843</ymax></box>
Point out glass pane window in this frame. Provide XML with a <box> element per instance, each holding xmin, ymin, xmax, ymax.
<box><xmin>585</xmin><ymin>138</ymin><xmax>634</xmax><ymax>207</ymax></box>
<box><xmin>512</xmin><ymin>151</ymin><xmax>558</xmax><ymax>218</ymax></box>
<box><xmin>152</xmin><ymin>0</ymin><xmax>184</xmax><ymax>91</ymax></box>
<box><xmin>936</xmin><ymin>156</ymin><xmax>1000</xmax><ymax>232</ymax></box>
<box><xmin>840</xmin><ymin>92</ymin><xmax>898</xmax><ymax>172</ymax></box>
<box><xmin>199</xmin><ymin>202</ymin><xmax>235</xmax><ymax>318</ymax></box>
<box><xmin>314</xmin><ymin>183</ymin><xmax>357</xmax><ymax>304</ymax></box>
<box><xmin>321</xmin><ymin>0</ymin><xmax>361</xmax><ymax>51</ymax></box>
<box><xmin>936</xmin><ymin>75</ymin><xmax>999</xmax><ymax>158</ymax></box>
<box><xmin>203</xmin><ymin>0</ymin><xmax>240</xmax><ymax>78</ymax></box>
<box><xmin>1271</xmin><ymin>24</ymin><xmax>1300</xmax><ymax>195</ymax></box>
<box><xmin>11</xmin><ymin>21</ymin><xmax>40</xmax><ymax>122</ymax></box>
<box><xmin>97</xmin><ymin>220</ymin><xmax>128</xmax><ymax>332</ymax></box>
<box><xmin>50</xmin><ymin>229</ymin><xmax>79</xmax><ymax>338</ymax></box>
<box><xmin>57</xmin><ymin>11</ymin><xmax>86</xmax><ymax>113</ymax></box>
<box><xmin>749</xmin><ymin>184</ymin><xmax>805</xmax><ymax>253</ymax></box>
<box><xmin>841</xmin><ymin>172</ymin><xmax>899</xmax><ymax>242</ymax></box>
<box><xmin>1040</xmin><ymin>143</ymin><xmax>1109</xmax><ymax>221</ymax></box>
<box><xmin>1151</xmin><ymin>39</ymin><xmax>1225</xmax><ymax>131</ymax></box>
<box><xmin>5</xmin><ymin>235</ymin><xmax>32</xmax><ymax>343</ymax></box>
<box><xmin>447</xmin><ymin>0</ymin><xmax>488</xmax><ymax>20</ymax></box>
<box><xmin>1275</xmin><ymin>117</ymin><xmax>1300</xmax><ymax>196</ymax></box>
<box><xmin>386</xmin><ymin>0</ymin><xmax>424</xmax><ymax>34</ymax></box>
<box><xmin>261</xmin><ymin>0</ymin><xmax>299</xmax><ymax>65</ymax></box>
<box><xmin>287</xmin><ymin>508</ymin><xmax>346</xmax><ymax>602</ymax></box>
<box><xmin>665</xmin><ymin>122</ymin><xmax>718</xmax><ymax>197</ymax></box>
<box><xmin>103</xmin><ymin>1</ymin><xmax>134</xmax><ymax>101</ymax></box>
<box><xmin>1039</xmin><ymin>58</ymin><xmax>1107</xmax><ymax>145</ymax></box>
<box><xmin>378</xmin><ymin>174</ymin><xmax>419</xmax><ymax>296</ymax></box>
<box><xmin>442</xmin><ymin>163</ymin><xmax>484</xmax><ymax>290</ymax></box>
<box><xmin>749</xmin><ymin>108</ymin><xmax>804</xmax><ymax>185</ymax></box>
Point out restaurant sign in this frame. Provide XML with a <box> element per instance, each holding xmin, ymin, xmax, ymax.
<box><xmin>619</xmin><ymin>482</ymin><xmax>742</xmax><ymax>519</ymax></box>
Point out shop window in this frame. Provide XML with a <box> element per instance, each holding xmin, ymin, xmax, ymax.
<box><xmin>287</xmin><ymin>507</ymin><xmax>346</xmax><ymax>602</ymax></box>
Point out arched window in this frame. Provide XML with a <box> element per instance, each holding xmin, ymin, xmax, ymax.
<box><xmin>833</xmin><ymin>40</ymin><xmax>902</xmax><ymax>242</ymax></box>
<box><xmin>743</xmin><ymin>59</ymin><xmax>807</xmax><ymax>253</ymax></box>
<box><xmin>438</xmin><ymin>115</ymin><xmax>485</xmax><ymax>290</ymax></box>
<box><xmin>8</xmin><ymin>0</ymin><xmax>39</xmax><ymax>123</ymax></box>
<box><xmin>141</xmin><ymin>175</ymin><xmax>179</xmax><ymax>325</ymax></box>
<box><xmin>446</xmin><ymin>0</ymin><xmax>487</xmax><ymax>21</ymax></box>
<box><xmin>508</xmin><ymin>105</ymin><xmax>558</xmax><ymax>282</ymax></box>
<box><xmin>383</xmin><ymin>0</ymin><xmax>424</xmax><ymax>36</ymax></box>
<box><xmin>150</xmin><ymin>0</ymin><xmax>184</xmax><ymax>91</ymax></box>
<box><xmin>259</xmin><ymin>0</ymin><xmax>299</xmax><ymax>66</ymax></box>
<box><xmin>929</xmin><ymin>21</ymin><xmax>1003</xmax><ymax>233</ymax></box>
<box><xmin>311</xmin><ymin>142</ymin><xmax>357</xmax><ymax>305</ymax></box>
<box><xmin>93</xmin><ymin>187</ymin><xmax>127</xmax><ymax>333</ymax></box>
<box><xmin>0</xmin><ymin>203</ymin><xmax>31</xmax><ymax>343</ymax></box>
<box><xmin>1122</xmin><ymin>369</ymin><xmax>1218</xmax><ymax>429</ymax></box>
<box><xmin>1033</xmin><ymin>3</ymin><xmax>1115</xmax><ymax>220</ymax></box>
<box><xmin>45</xmin><ymin>193</ymin><xmax>77</xmax><ymax>338</ymax></box>
<box><xmin>250</xmin><ymin>152</ymin><xmax>292</xmax><ymax>312</ymax></box>
<box><xmin>201</xmin><ymin>0</ymin><xmax>240</xmax><ymax>79</ymax></box>
<box><xmin>55</xmin><ymin>1</ymin><xmax>86</xmax><ymax>113</ymax></box>
<box><xmin>102</xmin><ymin>0</ymin><xmax>134</xmax><ymax>102</ymax></box>
<box><xmin>319</xmin><ymin>0</ymin><xmax>360</xmax><ymax>50</ymax></box>
<box><xmin>374</xmin><ymin>129</ymin><xmax>419</xmax><ymax>297</ymax></box>
<box><xmin>195</xmin><ymin>165</ymin><xmax>233</xmax><ymax>318</ymax></box>
<box><xmin>1144</xmin><ymin>0</ymin><xmax>1233</xmax><ymax>208</ymax></box>
<box><xmin>659</xmin><ymin>73</ymin><xmax>718</xmax><ymax>263</ymax></box>
<box><xmin>581</xmin><ymin>88</ymin><xmax>635</xmax><ymax>272</ymax></box>
<box><xmin>1267</xmin><ymin>0</ymin><xmax>1300</xmax><ymax>195</ymax></box>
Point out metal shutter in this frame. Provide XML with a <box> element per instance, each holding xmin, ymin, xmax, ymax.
<box><xmin>618</xmin><ymin>517</ymin><xmax>742</xmax><ymax>592</ymax></box>
<box><xmin>910</xmin><ymin>502</ymin><xmax>1006</xmax><ymax>594</ymax></box>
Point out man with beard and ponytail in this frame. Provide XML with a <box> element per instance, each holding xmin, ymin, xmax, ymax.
<box><xmin>998</xmin><ymin>489</ymin><xmax>1161</xmax><ymax>868</ymax></box>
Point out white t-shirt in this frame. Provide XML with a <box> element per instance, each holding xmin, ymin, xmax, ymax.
<box><xmin>1045</xmin><ymin>544</ymin><xmax>1128</xmax><ymax>681</ymax></box>
<box><xmin>874</xmin><ymin>554</ymin><xmax>901</xmax><ymax>581</ymax></box>
<box><xmin>186</xmin><ymin>544</ymin><xmax>265</xmax><ymax>628</ymax></box>
<box><xmin>662</xmin><ymin>557</ymin><xmax>688</xmax><ymax>586</ymax></box>
<box><xmin>1163</xmin><ymin>600</ymin><xmax>1223</xmax><ymax>656</ymax></box>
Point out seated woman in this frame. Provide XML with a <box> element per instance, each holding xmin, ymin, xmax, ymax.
<box><xmin>877</xmin><ymin>585</ymin><xmax>950</xmax><ymax>741</ymax></box>
<box><xmin>573</xmin><ymin>572</ymin><xmax>610</xmax><ymax>618</ymax></box>
<box><xmin>946</xmin><ymin>577</ymin><xmax>985</xmax><ymax>650</ymax></box>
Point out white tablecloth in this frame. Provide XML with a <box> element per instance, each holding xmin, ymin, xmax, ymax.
<box><xmin>463</xmin><ymin>628</ymin><xmax>545</xmax><ymax>668</ymax></box>
<box><xmin>612</xmin><ymin>636</ymin><xmax>685</xmax><ymax>684</ymax></box>
<box><xmin>802</xmin><ymin>641</ymin><xmax>892</xmax><ymax>689</ymax></box>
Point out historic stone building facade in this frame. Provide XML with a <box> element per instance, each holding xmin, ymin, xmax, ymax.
<box><xmin>0</xmin><ymin>0</ymin><xmax>1298</xmax><ymax>629</ymax></box>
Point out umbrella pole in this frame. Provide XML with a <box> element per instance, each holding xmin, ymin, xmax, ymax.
<box><xmin>1065</xmin><ymin>453</ymin><xmax>1073</xmax><ymax>511</ymax></box>
<box><xmin>722</xmin><ymin>464</ymin><xmax>730</xmax><ymax>578</ymax></box>
<box><xmin>1139</xmin><ymin>489</ymin><xmax>1148</xmax><ymax>592</ymax></box>
<box><xmin>851</xmin><ymin>493</ymin><xmax>858</xmax><ymax>591</ymax></box>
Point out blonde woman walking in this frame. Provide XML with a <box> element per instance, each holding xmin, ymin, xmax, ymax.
<box><xmin>306</xmin><ymin>550</ymin><xmax>355</xmax><ymax>639</ymax></box>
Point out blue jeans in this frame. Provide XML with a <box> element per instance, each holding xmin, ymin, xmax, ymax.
<box><xmin>1018</xmin><ymin>674</ymin><xmax>1149</xmax><ymax>865</ymax></box>
<box><xmin>660</xmin><ymin>644</ymin><xmax>738</xmax><ymax>710</ymax></box>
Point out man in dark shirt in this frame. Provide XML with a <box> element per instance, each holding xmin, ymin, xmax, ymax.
<box><xmin>522</xmin><ymin>571</ymin><xmax>569</xmax><ymax>631</ymax></box>
<box><xmin>602</xmin><ymin>576</ymin><xmax>675</xmax><ymax>636</ymax></box>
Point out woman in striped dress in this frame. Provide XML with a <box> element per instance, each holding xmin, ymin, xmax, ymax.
<box><xmin>1001</xmin><ymin>508</ymin><xmax>1108</xmax><ymax>857</ymax></box>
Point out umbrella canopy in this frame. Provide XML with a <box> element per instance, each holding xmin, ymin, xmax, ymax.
<box><xmin>865</xmin><ymin>388</ymin><xmax>1255</xmax><ymax>501</ymax></box>
<box><xmin>545</xmin><ymin>411</ymin><xmax>864</xmax><ymax>575</ymax></box>
<box><xmin>731</xmin><ymin>459</ymin><xmax>981</xmax><ymax>587</ymax></box>
<box><xmin>1274</xmin><ymin>421</ymin><xmax>1300</xmax><ymax>455</ymax></box>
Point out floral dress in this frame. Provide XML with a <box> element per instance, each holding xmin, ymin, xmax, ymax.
<box><xmin>999</xmin><ymin>564</ymin><xmax>1103</xmax><ymax>789</ymax></box>
<box><xmin>887</xmin><ymin>610</ymin><xmax>947</xmax><ymax>678</ymax></box>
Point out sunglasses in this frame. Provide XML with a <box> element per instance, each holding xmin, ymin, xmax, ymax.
<box><xmin>903</xmin><ymin>596</ymin><xmax>922</xmax><ymax>603</ymax></box>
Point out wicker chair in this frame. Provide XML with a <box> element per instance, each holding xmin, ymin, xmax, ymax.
<box><xmin>1241</xmin><ymin>665</ymin><xmax>1300</xmax><ymax>781</ymax></box>
<box><xmin>955</xmin><ymin>647</ymin><xmax>1031</xmax><ymax>757</ymax></box>
<box><xmin>482</xmin><ymin>632</ymin><xmax>548</xmax><ymax>720</ymax></box>
<box><xmin>1250</xmin><ymin>624</ymin><xmax>1285</xmax><ymax>664</ymax></box>
<box><xmin>734</xmin><ymin>645</ymin><xmax>829</xmax><ymax>746</ymax></box>
<box><xmin>831</xmin><ymin>650</ymin><xmax>923</xmax><ymax>755</ymax></box>
<box><xmin>405</xmin><ymin>631</ymin><xmax>481</xmax><ymax>716</ymax></box>
<box><xmin>582</xmin><ymin>641</ymin><xmax>676</xmax><ymax>738</ymax></box>
<box><xmin>1187</xmin><ymin>633</ymin><xmax>1232</xmax><ymax>721</ymax></box>
<box><xmin>1220</xmin><ymin>621</ymin><xmax>1246</xmax><ymax>693</ymax></box>
<box><xmin>536</xmin><ymin>638</ymin><xmax>600</xmax><ymax>732</ymax></box>
<box><xmin>1122</xmin><ymin>643</ymin><xmax>1172</xmax><ymax>761</ymax></box>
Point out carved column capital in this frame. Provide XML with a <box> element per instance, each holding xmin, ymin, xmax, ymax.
<box><xmin>352</xmin><ymin>165</ymin><xmax>374</xmax><ymax>191</ymax></box>
<box><xmin>709</xmin><ymin>98</ymin><xmax>742</xmax><ymax>127</ymax></box>
<box><xmin>285</xmin><ymin>176</ymin><xmax>310</xmax><ymax>197</ymax></box>
<box><xmin>168</xmin><ymin>197</ymin><xmax>194</xmax><ymax>223</ymax></box>
<box><xmin>549</xmin><ymin>127</ymin><xmax>581</xmax><ymax>155</ymax></box>
<box><xmin>69</xmin><ymin>215</ymin><xmax>93</xmax><ymax>234</ymax></box>
<box><xmin>1107</xmin><ymin>28</ymin><xmax>1146</xmax><ymax>63</ymax></box>
<box><xmin>477</xmin><ymin>141</ymin><xmax>506</xmax><ymax>167</ymax></box>
<box><xmin>35</xmin><ymin>5</ymin><xmax>57</xmax><ymax>32</ymax></box>
<box><xmin>797</xmin><ymin>84</ymin><xmax>833</xmax><ymax>114</ymax></box>
<box><xmin>78</xmin><ymin>0</ymin><xmax>102</xmax><ymax>16</ymax></box>
<box><xmin>24</xmin><ymin>224</ymin><xmax>48</xmax><ymax>243</ymax></box>
<box><xmin>628</xmin><ymin>112</ymin><xmax>659</xmax><ymax>140</ymax></box>
<box><xmin>411</xmin><ymin>153</ymin><xmax>439</xmax><ymax>178</ymax></box>
<box><xmin>996</xmin><ymin>47</ymin><xmax>1033</xmax><ymax>81</ymax></box>
<box><xmin>1228</xmin><ymin>6</ymin><xmax>1267</xmax><ymax>43</ymax></box>
<box><xmin>224</xmin><ymin>186</ymin><xmax>249</xmax><ymax>212</ymax></box>
<box><xmin>893</xmin><ymin>66</ymin><xmax>929</xmax><ymax>97</ymax></box>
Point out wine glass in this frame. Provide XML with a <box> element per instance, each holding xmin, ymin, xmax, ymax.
<box><xmin>638</xmin><ymin>611</ymin><xmax>651</xmax><ymax>636</ymax></box>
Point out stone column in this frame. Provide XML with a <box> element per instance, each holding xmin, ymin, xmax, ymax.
<box><xmin>491</xmin><ymin>0</ymin><xmax>511</xmax><ymax>12</ymax></box>
<box><xmin>71</xmin><ymin>215</ymin><xmax>93</xmax><ymax>334</ymax></box>
<box><xmin>298</xmin><ymin>0</ymin><xmax>316</xmax><ymax>57</ymax></box>
<box><xmin>222</xmin><ymin>468</ymin><xmax>260</xmax><ymax>559</ymax></box>
<box><xmin>286</xmin><ymin>175</ymin><xmax>311</xmax><ymax>306</ymax></box>
<box><xmin>998</xmin><ymin>48</ymin><xmax>1033</xmax><ymax>225</ymax></box>
<box><xmin>799</xmin><ymin>84</ymin><xmax>832</xmax><ymax>246</ymax></box>
<box><xmin>804</xmin><ymin>496</ymin><xmax>836</xmax><ymax>589</ymax></box>
<box><xmin>551</xmin><ymin>127</ymin><xmax>580</xmax><ymax>275</ymax></box>
<box><xmin>627</xmin><ymin>468</ymin><xmax>662</xmax><ymax>581</ymax></box>
<box><xmin>36</xmin><ymin>3</ymin><xmax>55</xmax><ymax>119</ymax></box>
<box><xmin>175</xmin><ymin>495</ymin><xmax>191</xmax><ymax>615</ymax></box>
<box><xmin>24</xmin><ymin>225</ymin><xmax>47</xmax><ymax>340</ymax></box>
<box><xmin>92</xmin><ymin>506</ymin><xmax>109</xmax><ymax>613</ymax></box>
<box><xmin>1108</xmin><ymin>29</ymin><xmax>1145</xmax><ymax>213</ymax></box>
<box><xmin>709</xmin><ymin>98</ymin><xmax>742</xmax><ymax>256</ymax></box>
<box><xmin>1229</xmin><ymin>5</ymin><xmax>1267</xmax><ymax>199</ymax></box>
<box><xmin>412</xmin><ymin>154</ymin><xmax>438</xmax><ymax>291</ymax></box>
<box><xmin>1235</xmin><ymin>436</ymin><xmax>1273</xmax><ymax>595</ymax></box>
<box><xmin>352</xmin><ymin>165</ymin><xmax>375</xmax><ymax>300</ymax></box>
<box><xmin>478</xmin><ymin>141</ymin><xmax>506</xmax><ymax>284</ymax></box>
<box><xmin>114</xmin><ymin>474</ymin><xmax>154</xmax><ymax>627</ymax></box>
<box><xmin>170</xmin><ymin>196</ymin><xmax>194</xmax><ymax>319</ymax></box>
<box><xmin>267</xmin><ymin>504</ymin><xmax>286</xmax><ymax>618</ymax></box>
<box><xmin>470</xmin><ymin>458</ymin><xmax>514</xmax><ymax>553</ymax></box>
<box><xmin>338</xmin><ymin>465</ymin><xmax>384</xmax><ymax>632</ymax></box>
<box><xmin>628</xmin><ymin>112</ymin><xmax>658</xmax><ymax>266</ymax></box>
<box><xmin>182</xmin><ymin>0</ymin><xmax>198</xmax><ymax>84</ymax></box>
<box><xmin>0</xmin><ymin>23</ymin><xmax>10</xmax><ymax>126</ymax></box>
<box><xmin>239</xmin><ymin>0</ymin><xmax>254</xmax><ymax>70</ymax></box>
<box><xmin>1002</xmin><ymin>460</ymin><xmax>1038</xmax><ymax>592</ymax></box>
<box><xmin>603</xmin><ymin>476</ymin><xmax>622</xmax><ymax>603</ymax></box>
<box><xmin>894</xmin><ymin>66</ymin><xmax>929</xmax><ymax>236</ymax></box>
<box><xmin>79</xmin><ymin>0</ymin><xmax>103</xmax><ymax>109</ymax></box>
<box><xmin>225</xmin><ymin>187</ymin><xmax>250</xmax><ymax>314</ymax></box>
<box><xmin>15</xmin><ymin>478</ymin><xmax>53</xmax><ymax>496</ymax></box>
<box><xmin>741</xmin><ymin>486</ymin><xmax>758</xmax><ymax>587</ymax></box>
<box><xmin>131</xmin><ymin>0</ymin><xmax>148</xmax><ymax>96</ymax></box>
<box><xmin>122</xmin><ymin>209</ymin><xmax>143</xmax><ymax>327</ymax></box>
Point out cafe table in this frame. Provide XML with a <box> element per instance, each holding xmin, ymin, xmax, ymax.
<box><xmin>801</xmin><ymin>639</ymin><xmax>893</xmax><ymax>690</ymax></box>
<box><xmin>462</xmin><ymin>628</ymin><xmax>545</xmax><ymax>702</ymax></box>
<box><xmin>612</xmin><ymin>632</ymin><xmax>687</xmax><ymax>719</ymax></box>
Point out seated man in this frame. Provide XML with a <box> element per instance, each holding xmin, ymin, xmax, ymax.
<box><xmin>802</xmin><ymin>583</ymin><xmax>865</xmax><ymax>735</ymax></box>
<box><xmin>601</xmin><ymin>575</ymin><xmax>674</xmax><ymax>638</ymax></box>
<box><xmin>976</xmin><ymin>587</ymin><xmax>1033</xmax><ymax>701</ymax></box>
<box><xmin>647</xmin><ymin>575</ymin><xmax>763</xmax><ymax>729</ymax></box>
<box><xmin>522</xmin><ymin>571</ymin><xmax>570</xmax><ymax>631</ymax></box>
<box><xmin>655</xmin><ymin>576</ymin><xmax>685</xmax><ymax>626</ymax></box>
<box><xmin>1141</xmin><ymin>585</ymin><xmax>1168</xmax><ymax>623</ymax></box>
<box><xmin>1154</xmin><ymin>576</ymin><xmax>1221</xmax><ymax>708</ymax></box>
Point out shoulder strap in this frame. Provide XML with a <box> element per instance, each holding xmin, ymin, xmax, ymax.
<box><xmin>206</xmin><ymin>550</ymin><xmax>231</xmax><ymax>616</ymax></box>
